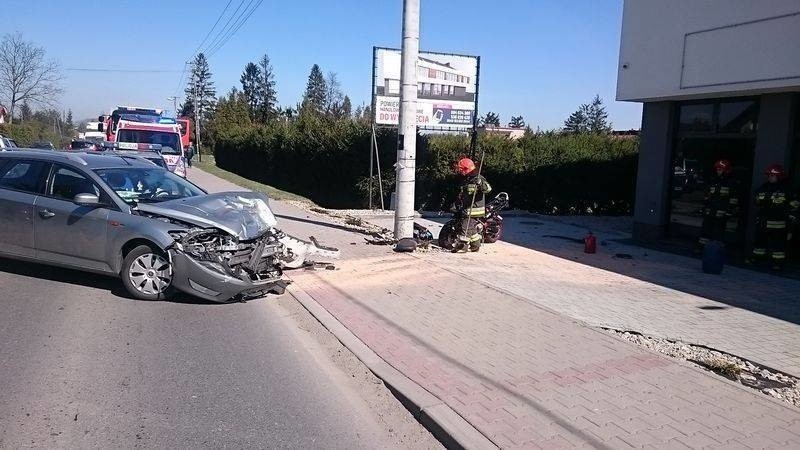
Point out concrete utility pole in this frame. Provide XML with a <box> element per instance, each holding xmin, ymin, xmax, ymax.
<box><xmin>166</xmin><ymin>96</ymin><xmax>179</xmax><ymax>115</ymax></box>
<box><xmin>393</xmin><ymin>0</ymin><xmax>420</xmax><ymax>239</ymax></box>
<box><xmin>192</xmin><ymin>73</ymin><xmax>202</xmax><ymax>162</ymax></box>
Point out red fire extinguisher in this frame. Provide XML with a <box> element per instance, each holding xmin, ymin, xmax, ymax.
<box><xmin>584</xmin><ymin>231</ymin><xmax>596</xmax><ymax>254</ymax></box>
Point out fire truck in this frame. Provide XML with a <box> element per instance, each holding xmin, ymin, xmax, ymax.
<box><xmin>115</xmin><ymin>115</ymin><xmax>187</xmax><ymax>177</ymax></box>
<box><xmin>98</xmin><ymin>106</ymin><xmax>163</xmax><ymax>142</ymax></box>
<box><xmin>177</xmin><ymin>117</ymin><xmax>192</xmax><ymax>148</ymax></box>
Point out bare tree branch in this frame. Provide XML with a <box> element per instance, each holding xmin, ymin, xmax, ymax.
<box><xmin>0</xmin><ymin>32</ymin><xmax>63</xmax><ymax>123</ymax></box>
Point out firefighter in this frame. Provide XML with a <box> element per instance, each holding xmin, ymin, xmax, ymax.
<box><xmin>455</xmin><ymin>157</ymin><xmax>491</xmax><ymax>251</ymax></box>
<box><xmin>751</xmin><ymin>164</ymin><xmax>797</xmax><ymax>270</ymax></box>
<box><xmin>698</xmin><ymin>159</ymin><xmax>738</xmax><ymax>249</ymax></box>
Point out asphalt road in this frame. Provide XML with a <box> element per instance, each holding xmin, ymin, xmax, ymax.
<box><xmin>0</xmin><ymin>169</ymin><xmax>429</xmax><ymax>448</ymax></box>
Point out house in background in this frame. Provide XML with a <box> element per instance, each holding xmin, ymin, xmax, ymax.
<box><xmin>616</xmin><ymin>0</ymin><xmax>800</xmax><ymax>251</ymax></box>
<box><xmin>477</xmin><ymin>125</ymin><xmax>525</xmax><ymax>140</ymax></box>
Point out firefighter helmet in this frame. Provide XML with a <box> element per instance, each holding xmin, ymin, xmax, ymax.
<box><xmin>714</xmin><ymin>159</ymin><xmax>732</xmax><ymax>174</ymax></box>
<box><xmin>765</xmin><ymin>164</ymin><xmax>785</xmax><ymax>178</ymax></box>
<box><xmin>456</xmin><ymin>158</ymin><xmax>476</xmax><ymax>175</ymax></box>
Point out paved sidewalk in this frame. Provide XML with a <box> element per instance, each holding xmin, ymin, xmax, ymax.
<box><xmin>369</xmin><ymin>215</ymin><xmax>800</xmax><ymax>377</ymax></box>
<box><xmin>189</xmin><ymin>168</ymin><xmax>800</xmax><ymax>448</ymax></box>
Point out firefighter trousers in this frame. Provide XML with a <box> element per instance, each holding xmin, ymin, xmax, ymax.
<box><xmin>752</xmin><ymin>222</ymin><xmax>788</xmax><ymax>266</ymax></box>
<box><xmin>699</xmin><ymin>213</ymin><xmax>727</xmax><ymax>245</ymax></box>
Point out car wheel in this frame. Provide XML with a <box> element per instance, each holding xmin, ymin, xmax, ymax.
<box><xmin>121</xmin><ymin>245</ymin><xmax>173</xmax><ymax>301</ymax></box>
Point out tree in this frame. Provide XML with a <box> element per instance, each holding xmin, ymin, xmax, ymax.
<box><xmin>586</xmin><ymin>94</ymin><xmax>612</xmax><ymax>134</ymax></box>
<box><xmin>301</xmin><ymin>64</ymin><xmax>327</xmax><ymax>115</ymax></box>
<box><xmin>481</xmin><ymin>111</ymin><xmax>500</xmax><ymax>127</ymax></box>
<box><xmin>255</xmin><ymin>54</ymin><xmax>277</xmax><ymax>123</ymax></box>
<box><xmin>183</xmin><ymin>52</ymin><xmax>216</xmax><ymax>138</ymax></box>
<box><xmin>240</xmin><ymin>62</ymin><xmax>261</xmax><ymax>118</ymax></box>
<box><xmin>324</xmin><ymin>71</ymin><xmax>343</xmax><ymax>118</ymax></box>
<box><xmin>65</xmin><ymin>109</ymin><xmax>74</xmax><ymax>133</ymax></box>
<box><xmin>340</xmin><ymin>95</ymin><xmax>352</xmax><ymax>120</ymax></box>
<box><xmin>509</xmin><ymin>115</ymin><xmax>525</xmax><ymax>128</ymax></box>
<box><xmin>0</xmin><ymin>32</ymin><xmax>62</xmax><ymax>123</ymax></box>
<box><xmin>207</xmin><ymin>88</ymin><xmax>251</xmax><ymax>141</ymax></box>
<box><xmin>19</xmin><ymin>102</ymin><xmax>32</xmax><ymax>122</ymax></box>
<box><xmin>563</xmin><ymin>103</ymin><xmax>590</xmax><ymax>134</ymax></box>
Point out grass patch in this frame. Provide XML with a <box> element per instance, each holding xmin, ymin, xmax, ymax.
<box><xmin>193</xmin><ymin>155</ymin><xmax>314</xmax><ymax>204</ymax></box>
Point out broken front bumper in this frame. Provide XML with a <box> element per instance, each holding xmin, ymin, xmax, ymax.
<box><xmin>169</xmin><ymin>250</ymin><xmax>282</xmax><ymax>303</ymax></box>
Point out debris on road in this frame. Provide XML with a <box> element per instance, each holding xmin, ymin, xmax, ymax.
<box><xmin>606</xmin><ymin>328</ymin><xmax>799</xmax><ymax>408</ymax></box>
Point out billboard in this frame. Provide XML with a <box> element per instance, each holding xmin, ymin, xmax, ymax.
<box><xmin>372</xmin><ymin>47</ymin><xmax>479</xmax><ymax>129</ymax></box>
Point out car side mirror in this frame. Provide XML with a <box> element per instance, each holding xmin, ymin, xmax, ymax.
<box><xmin>74</xmin><ymin>193</ymin><xmax>101</xmax><ymax>207</ymax></box>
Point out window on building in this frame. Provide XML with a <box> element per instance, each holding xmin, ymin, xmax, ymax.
<box><xmin>668</xmin><ymin>97</ymin><xmax>760</xmax><ymax>249</ymax></box>
<box><xmin>718</xmin><ymin>100</ymin><xmax>758</xmax><ymax>134</ymax></box>
<box><xmin>428</xmin><ymin>68</ymin><xmax>436</xmax><ymax>78</ymax></box>
<box><xmin>433</xmin><ymin>84</ymin><xmax>441</xmax><ymax>96</ymax></box>
<box><xmin>678</xmin><ymin>103</ymin><xmax>714</xmax><ymax>132</ymax></box>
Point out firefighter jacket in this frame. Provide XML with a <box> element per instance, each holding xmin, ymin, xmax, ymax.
<box><xmin>458</xmin><ymin>174</ymin><xmax>492</xmax><ymax>217</ymax></box>
<box><xmin>703</xmin><ymin>175</ymin><xmax>739</xmax><ymax>218</ymax></box>
<box><xmin>754</xmin><ymin>180</ymin><xmax>797</xmax><ymax>230</ymax></box>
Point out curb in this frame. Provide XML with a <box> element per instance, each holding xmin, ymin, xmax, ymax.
<box><xmin>285</xmin><ymin>282</ymin><xmax>498</xmax><ymax>450</ymax></box>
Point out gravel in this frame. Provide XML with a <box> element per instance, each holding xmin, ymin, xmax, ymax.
<box><xmin>606</xmin><ymin>329</ymin><xmax>799</xmax><ymax>408</ymax></box>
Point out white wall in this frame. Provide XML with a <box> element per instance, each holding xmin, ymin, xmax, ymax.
<box><xmin>617</xmin><ymin>0</ymin><xmax>800</xmax><ymax>102</ymax></box>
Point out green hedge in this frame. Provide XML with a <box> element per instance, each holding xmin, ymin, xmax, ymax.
<box><xmin>213</xmin><ymin>117</ymin><xmax>639</xmax><ymax>214</ymax></box>
<box><xmin>0</xmin><ymin>122</ymin><xmax>65</xmax><ymax>147</ymax></box>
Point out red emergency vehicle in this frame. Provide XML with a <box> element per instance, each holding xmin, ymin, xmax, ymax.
<box><xmin>99</xmin><ymin>106</ymin><xmax>163</xmax><ymax>142</ymax></box>
<box><xmin>115</xmin><ymin>115</ymin><xmax>187</xmax><ymax>177</ymax></box>
<box><xmin>177</xmin><ymin>117</ymin><xmax>192</xmax><ymax>148</ymax></box>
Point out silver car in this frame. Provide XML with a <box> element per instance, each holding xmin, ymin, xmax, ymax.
<box><xmin>0</xmin><ymin>150</ymin><xmax>337</xmax><ymax>302</ymax></box>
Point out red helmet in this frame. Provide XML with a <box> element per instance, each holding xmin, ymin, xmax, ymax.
<box><xmin>456</xmin><ymin>157</ymin><xmax>476</xmax><ymax>175</ymax></box>
<box><xmin>765</xmin><ymin>164</ymin><xmax>785</xmax><ymax>178</ymax></box>
<box><xmin>714</xmin><ymin>159</ymin><xmax>732</xmax><ymax>174</ymax></box>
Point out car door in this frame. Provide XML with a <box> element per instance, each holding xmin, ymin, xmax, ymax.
<box><xmin>33</xmin><ymin>163</ymin><xmax>112</xmax><ymax>272</ymax></box>
<box><xmin>0</xmin><ymin>159</ymin><xmax>50</xmax><ymax>257</ymax></box>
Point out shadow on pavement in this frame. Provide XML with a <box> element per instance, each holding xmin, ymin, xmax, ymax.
<box><xmin>480</xmin><ymin>216</ymin><xmax>800</xmax><ymax>326</ymax></box>
<box><xmin>0</xmin><ymin>257</ymin><xmax>220</xmax><ymax>305</ymax></box>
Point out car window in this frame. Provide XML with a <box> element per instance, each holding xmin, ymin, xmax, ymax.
<box><xmin>94</xmin><ymin>167</ymin><xmax>204</xmax><ymax>204</ymax></box>
<box><xmin>48</xmin><ymin>165</ymin><xmax>100</xmax><ymax>201</ymax></box>
<box><xmin>0</xmin><ymin>160</ymin><xmax>50</xmax><ymax>193</ymax></box>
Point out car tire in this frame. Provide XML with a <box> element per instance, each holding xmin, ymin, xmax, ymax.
<box><xmin>121</xmin><ymin>245</ymin><xmax>174</xmax><ymax>301</ymax></box>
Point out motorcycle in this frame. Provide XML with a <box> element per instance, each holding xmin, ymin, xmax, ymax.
<box><xmin>438</xmin><ymin>192</ymin><xmax>509</xmax><ymax>251</ymax></box>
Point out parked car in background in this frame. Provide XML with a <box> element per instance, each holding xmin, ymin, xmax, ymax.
<box><xmin>68</xmin><ymin>139</ymin><xmax>102</xmax><ymax>152</ymax></box>
<box><xmin>31</xmin><ymin>141</ymin><xmax>55</xmax><ymax>150</ymax></box>
<box><xmin>0</xmin><ymin>150</ymin><xmax>337</xmax><ymax>302</ymax></box>
<box><xmin>0</xmin><ymin>135</ymin><xmax>19</xmax><ymax>151</ymax></box>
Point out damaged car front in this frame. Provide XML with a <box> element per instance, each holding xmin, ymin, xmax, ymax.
<box><xmin>137</xmin><ymin>192</ymin><xmax>315</xmax><ymax>302</ymax></box>
<box><xmin>94</xmin><ymin>165</ymin><xmax>338</xmax><ymax>302</ymax></box>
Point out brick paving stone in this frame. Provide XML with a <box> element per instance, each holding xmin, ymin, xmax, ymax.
<box><xmin>191</xmin><ymin>168</ymin><xmax>800</xmax><ymax>449</ymax></box>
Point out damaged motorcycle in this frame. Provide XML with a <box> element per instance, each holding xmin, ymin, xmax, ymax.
<box><xmin>438</xmin><ymin>192</ymin><xmax>509</xmax><ymax>251</ymax></box>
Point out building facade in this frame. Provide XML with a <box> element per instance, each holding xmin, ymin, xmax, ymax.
<box><xmin>617</xmin><ymin>0</ymin><xmax>800</xmax><ymax>252</ymax></box>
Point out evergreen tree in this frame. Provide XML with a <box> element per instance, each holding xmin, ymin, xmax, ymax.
<box><xmin>587</xmin><ymin>94</ymin><xmax>612</xmax><ymax>134</ymax></box>
<box><xmin>207</xmin><ymin>88</ymin><xmax>251</xmax><ymax>141</ymax></box>
<box><xmin>240</xmin><ymin>62</ymin><xmax>261</xmax><ymax>118</ymax></box>
<box><xmin>509</xmin><ymin>115</ymin><xmax>525</xmax><ymax>128</ymax></box>
<box><xmin>256</xmin><ymin>54</ymin><xmax>277</xmax><ymax>123</ymax></box>
<box><xmin>65</xmin><ymin>109</ymin><xmax>74</xmax><ymax>132</ymax></box>
<box><xmin>183</xmin><ymin>52</ymin><xmax>216</xmax><ymax>136</ymax></box>
<box><xmin>482</xmin><ymin>111</ymin><xmax>500</xmax><ymax>126</ymax></box>
<box><xmin>340</xmin><ymin>95</ymin><xmax>352</xmax><ymax>119</ymax></box>
<box><xmin>563</xmin><ymin>103</ymin><xmax>590</xmax><ymax>134</ymax></box>
<box><xmin>301</xmin><ymin>64</ymin><xmax>327</xmax><ymax>115</ymax></box>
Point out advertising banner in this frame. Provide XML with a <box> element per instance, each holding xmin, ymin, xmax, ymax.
<box><xmin>372</xmin><ymin>47</ymin><xmax>479</xmax><ymax>129</ymax></box>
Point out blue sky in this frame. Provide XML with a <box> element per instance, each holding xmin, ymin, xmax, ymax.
<box><xmin>4</xmin><ymin>0</ymin><xmax>642</xmax><ymax>130</ymax></box>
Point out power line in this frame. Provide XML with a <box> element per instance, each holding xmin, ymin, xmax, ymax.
<box><xmin>66</xmin><ymin>67</ymin><xmax>184</xmax><ymax>73</ymax></box>
<box><xmin>192</xmin><ymin>0</ymin><xmax>234</xmax><ymax>56</ymax></box>
<box><xmin>207</xmin><ymin>0</ymin><xmax>264</xmax><ymax>58</ymax></box>
<box><xmin>202</xmin><ymin>0</ymin><xmax>249</xmax><ymax>56</ymax></box>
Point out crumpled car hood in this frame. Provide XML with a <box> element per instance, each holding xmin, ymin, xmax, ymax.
<box><xmin>137</xmin><ymin>191</ymin><xmax>278</xmax><ymax>240</ymax></box>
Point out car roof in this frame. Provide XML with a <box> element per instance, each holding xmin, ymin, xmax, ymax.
<box><xmin>0</xmin><ymin>149</ymin><xmax>159</xmax><ymax>169</ymax></box>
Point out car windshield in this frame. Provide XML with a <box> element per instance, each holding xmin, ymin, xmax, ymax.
<box><xmin>94</xmin><ymin>167</ymin><xmax>204</xmax><ymax>204</ymax></box>
<box><xmin>72</xmin><ymin>141</ymin><xmax>95</xmax><ymax>149</ymax></box>
<box><xmin>116</xmin><ymin>129</ymin><xmax>181</xmax><ymax>155</ymax></box>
